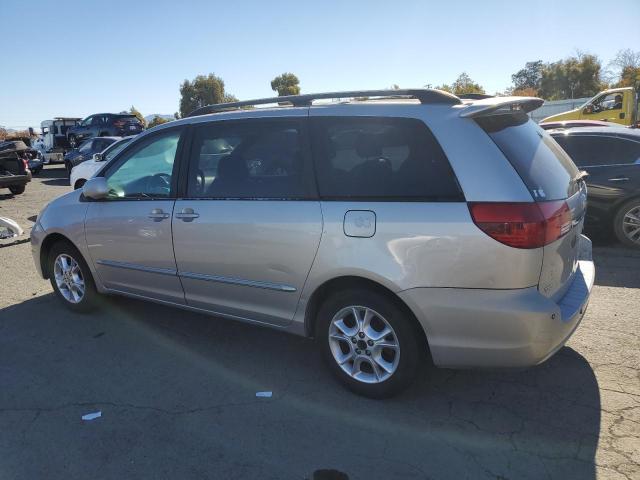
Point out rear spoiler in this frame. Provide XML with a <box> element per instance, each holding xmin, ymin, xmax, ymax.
<box><xmin>459</xmin><ymin>96</ymin><xmax>544</xmax><ymax>118</ymax></box>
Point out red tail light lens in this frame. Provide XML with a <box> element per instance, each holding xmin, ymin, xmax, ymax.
<box><xmin>469</xmin><ymin>201</ymin><xmax>572</xmax><ymax>249</ymax></box>
<box><xmin>22</xmin><ymin>158</ymin><xmax>30</xmax><ymax>172</ymax></box>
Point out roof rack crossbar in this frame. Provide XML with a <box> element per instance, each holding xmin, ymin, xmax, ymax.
<box><xmin>187</xmin><ymin>89</ymin><xmax>461</xmax><ymax>117</ymax></box>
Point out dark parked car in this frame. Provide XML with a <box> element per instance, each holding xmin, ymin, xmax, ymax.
<box><xmin>0</xmin><ymin>140</ymin><xmax>32</xmax><ymax>195</ymax></box>
<box><xmin>64</xmin><ymin>137</ymin><xmax>120</xmax><ymax>176</ymax></box>
<box><xmin>551</xmin><ymin>127</ymin><xmax>640</xmax><ymax>248</ymax></box>
<box><xmin>67</xmin><ymin>114</ymin><xmax>143</xmax><ymax>148</ymax></box>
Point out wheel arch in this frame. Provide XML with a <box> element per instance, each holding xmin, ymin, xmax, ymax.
<box><xmin>303</xmin><ymin>275</ymin><xmax>431</xmax><ymax>358</ymax></box>
<box><xmin>40</xmin><ymin>232</ymin><xmax>81</xmax><ymax>279</ymax></box>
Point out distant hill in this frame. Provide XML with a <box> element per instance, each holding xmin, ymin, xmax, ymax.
<box><xmin>144</xmin><ymin>114</ymin><xmax>174</xmax><ymax>123</ymax></box>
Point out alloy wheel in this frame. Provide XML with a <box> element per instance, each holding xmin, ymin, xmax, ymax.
<box><xmin>53</xmin><ymin>253</ymin><xmax>85</xmax><ymax>304</ymax></box>
<box><xmin>328</xmin><ymin>306</ymin><xmax>400</xmax><ymax>384</ymax></box>
<box><xmin>622</xmin><ymin>205</ymin><xmax>640</xmax><ymax>245</ymax></box>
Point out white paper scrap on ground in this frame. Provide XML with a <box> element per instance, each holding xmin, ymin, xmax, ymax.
<box><xmin>255</xmin><ymin>391</ymin><xmax>272</xmax><ymax>398</ymax></box>
<box><xmin>81</xmin><ymin>411</ymin><xmax>102</xmax><ymax>421</ymax></box>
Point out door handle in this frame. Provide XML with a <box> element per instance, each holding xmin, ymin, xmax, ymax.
<box><xmin>608</xmin><ymin>177</ymin><xmax>629</xmax><ymax>182</ymax></box>
<box><xmin>148</xmin><ymin>208</ymin><xmax>170</xmax><ymax>221</ymax></box>
<box><xmin>175</xmin><ymin>208</ymin><xmax>199</xmax><ymax>222</ymax></box>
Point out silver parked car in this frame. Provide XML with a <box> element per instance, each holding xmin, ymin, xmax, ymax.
<box><xmin>31</xmin><ymin>90</ymin><xmax>595</xmax><ymax>398</ymax></box>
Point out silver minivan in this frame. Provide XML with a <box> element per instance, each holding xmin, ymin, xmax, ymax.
<box><xmin>31</xmin><ymin>90</ymin><xmax>595</xmax><ymax>398</ymax></box>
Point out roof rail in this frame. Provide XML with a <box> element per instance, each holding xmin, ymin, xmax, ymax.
<box><xmin>187</xmin><ymin>89</ymin><xmax>462</xmax><ymax>117</ymax></box>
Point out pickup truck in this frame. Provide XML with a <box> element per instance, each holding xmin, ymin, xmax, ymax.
<box><xmin>0</xmin><ymin>141</ymin><xmax>32</xmax><ymax>195</ymax></box>
<box><xmin>541</xmin><ymin>87</ymin><xmax>639</xmax><ymax>127</ymax></box>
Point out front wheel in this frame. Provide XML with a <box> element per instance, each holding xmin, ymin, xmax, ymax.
<box><xmin>316</xmin><ymin>289</ymin><xmax>421</xmax><ymax>398</ymax></box>
<box><xmin>614</xmin><ymin>199</ymin><xmax>640</xmax><ymax>248</ymax></box>
<box><xmin>48</xmin><ymin>241</ymin><xmax>98</xmax><ymax>312</ymax></box>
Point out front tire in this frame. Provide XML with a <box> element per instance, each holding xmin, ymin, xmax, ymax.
<box><xmin>614</xmin><ymin>199</ymin><xmax>640</xmax><ymax>248</ymax></box>
<box><xmin>316</xmin><ymin>289</ymin><xmax>421</xmax><ymax>398</ymax></box>
<box><xmin>48</xmin><ymin>241</ymin><xmax>98</xmax><ymax>312</ymax></box>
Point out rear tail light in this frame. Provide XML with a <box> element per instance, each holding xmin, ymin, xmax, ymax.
<box><xmin>22</xmin><ymin>158</ymin><xmax>30</xmax><ymax>172</ymax></box>
<box><xmin>469</xmin><ymin>201</ymin><xmax>571</xmax><ymax>249</ymax></box>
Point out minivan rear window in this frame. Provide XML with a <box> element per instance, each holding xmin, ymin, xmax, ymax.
<box><xmin>476</xmin><ymin>113</ymin><xmax>580</xmax><ymax>201</ymax></box>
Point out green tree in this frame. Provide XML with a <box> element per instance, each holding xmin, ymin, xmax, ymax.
<box><xmin>608</xmin><ymin>49</ymin><xmax>640</xmax><ymax>89</ymax></box>
<box><xmin>179</xmin><ymin>73</ymin><xmax>235</xmax><ymax>117</ymax></box>
<box><xmin>538</xmin><ymin>53</ymin><xmax>604</xmax><ymax>100</ymax></box>
<box><xmin>270</xmin><ymin>72</ymin><xmax>301</xmax><ymax>96</ymax></box>
<box><xmin>436</xmin><ymin>72</ymin><xmax>485</xmax><ymax>95</ymax></box>
<box><xmin>511</xmin><ymin>60</ymin><xmax>543</xmax><ymax>93</ymax></box>
<box><xmin>129</xmin><ymin>106</ymin><xmax>147</xmax><ymax>128</ymax></box>
<box><xmin>148</xmin><ymin>116</ymin><xmax>169</xmax><ymax>128</ymax></box>
<box><xmin>615</xmin><ymin>65</ymin><xmax>640</xmax><ymax>89</ymax></box>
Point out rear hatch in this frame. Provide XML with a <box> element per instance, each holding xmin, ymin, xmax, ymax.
<box><xmin>0</xmin><ymin>141</ymin><xmax>31</xmax><ymax>186</ymax></box>
<box><xmin>114</xmin><ymin>115</ymin><xmax>143</xmax><ymax>133</ymax></box>
<box><xmin>476</xmin><ymin>112</ymin><xmax>586</xmax><ymax>300</ymax></box>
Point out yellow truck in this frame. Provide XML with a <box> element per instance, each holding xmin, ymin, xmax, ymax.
<box><xmin>541</xmin><ymin>87</ymin><xmax>639</xmax><ymax>127</ymax></box>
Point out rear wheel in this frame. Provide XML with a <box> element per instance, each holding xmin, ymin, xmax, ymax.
<box><xmin>48</xmin><ymin>241</ymin><xmax>98</xmax><ymax>312</ymax></box>
<box><xmin>614</xmin><ymin>199</ymin><xmax>640</xmax><ymax>248</ymax></box>
<box><xmin>316</xmin><ymin>289</ymin><xmax>421</xmax><ymax>398</ymax></box>
<box><xmin>9</xmin><ymin>185</ymin><xmax>25</xmax><ymax>195</ymax></box>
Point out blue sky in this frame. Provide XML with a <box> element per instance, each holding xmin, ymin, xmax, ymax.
<box><xmin>2</xmin><ymin>0</ymin><xmax>639</xmax><ymax>128</ymax></box>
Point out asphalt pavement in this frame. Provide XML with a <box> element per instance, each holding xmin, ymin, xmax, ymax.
<box><xmin>1</xmin><ymin>165</ymin><xmax>638</xmax><ymax>480</ymax></box>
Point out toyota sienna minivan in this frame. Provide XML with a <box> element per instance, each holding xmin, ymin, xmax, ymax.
<box><xmin>32</xmin><ymin>89</ymin><xmax>595</xmax><ymax>398</ymax></box>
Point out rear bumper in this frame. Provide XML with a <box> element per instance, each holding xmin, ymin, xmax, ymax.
<box><xmin>399</xmin><ymin>235</ymin><xmax>595</xmax><ymax>368</ymax></box>
<box><xmin>0</xmin><ymin>173</ymin><xmax>31</xmax><ymax>188</ymax></box>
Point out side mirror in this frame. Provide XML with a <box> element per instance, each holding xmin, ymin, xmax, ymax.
<box><xmin>93</xmin><ymin>153</ymin><xmax>103</xmax><ymax>161</ymax></box>
<box><xmin>82</xmin><ymin>177</ymin><xmax>109</xmax><ymax>200</ymax></box>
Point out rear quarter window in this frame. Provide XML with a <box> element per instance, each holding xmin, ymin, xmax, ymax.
<box><xmin>476</xmin><ymin>113</ymin><xmax>580</xmax><ymax>201</ymax></box>
<box><xmin>310</xmin><ymin>117</ymin><xmax>463</xmax><ymax>201</ymax></box>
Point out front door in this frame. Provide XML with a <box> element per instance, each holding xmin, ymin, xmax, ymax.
<box><xmin>172</xmin><ymin>117</ymin><xmax>322</xmax><ymax>326</ymax></box>
<box><xmin>85</xmin><ymin>127</ymin><xmax>186</xmax><ymax>303</ymax></box>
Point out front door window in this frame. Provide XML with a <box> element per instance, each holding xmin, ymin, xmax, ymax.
<box><xmin>103</xmin><ymin>129</ymin><xmax>180</xmax><ymax>199</ymax></box>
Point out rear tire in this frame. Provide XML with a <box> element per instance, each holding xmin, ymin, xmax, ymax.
<box><xmin>48</xmin><ymin>241</ymin><xmax>98</xmax><ymax>312</ymax></box>
<box><xmin>614</xmin><ymin>198</ymin><xmax>640</xmax><ymax>249</ymax></box>
<box><xmin>316</xmin><ymin>288</ymin><xmax>421</xmax><ymax>398</ymax></box>
<box><xmin>9</xmin><ymin>185</ymin><xmax>25</xmax><ymax>195</ymax></box>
